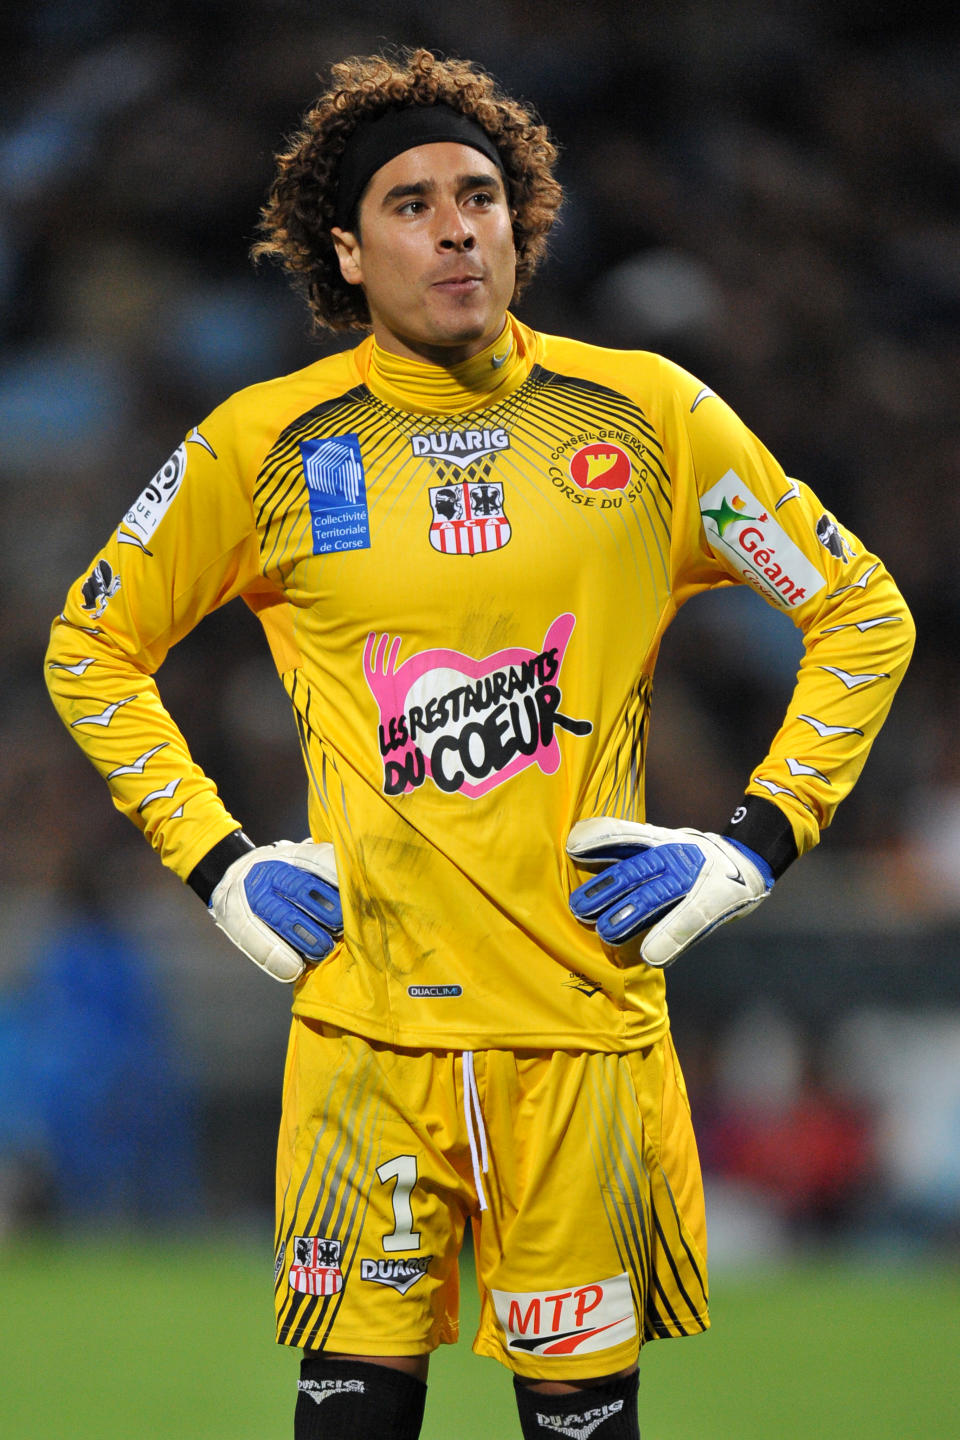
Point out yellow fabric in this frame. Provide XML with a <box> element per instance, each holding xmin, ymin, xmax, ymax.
<box><xmin>363</xmin><ymin>317</ymin><xmax>528</xmax><ymax>413</ymax></box>
<box><xmin>273</xmin><ymin>1021</ymin><xmax>707</xmax><ymax>1374</ymax></box>
<box><xmin>45</xmin><ymin>313</ymin><xmax>914</xmax><ymax>1049</ymax></box>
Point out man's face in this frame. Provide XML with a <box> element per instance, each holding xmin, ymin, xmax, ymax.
<box><xmin>331</xmin><ymin>141</ymin><xmax>517</xmax><ymax>365</ymax></box>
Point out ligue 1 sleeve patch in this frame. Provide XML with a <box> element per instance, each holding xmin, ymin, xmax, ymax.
<box><xmin>118</xmin><ymin>443</ymin><xmax>187</xmax><ymax>553</ymax></box>
<box><xmin>300</xmin><ymin>434</ymin><xmax>371</xmax><ymax>555</ymax></box>
<box><xmin>700</xmin><ymin>469</ymin><xmax>825</xmax><ymax>609</ymax></box>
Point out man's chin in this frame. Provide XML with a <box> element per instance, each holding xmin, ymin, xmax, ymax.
<box><xmin>428</xmin><ymin>310</ymin><xmax>489</xmax><ymax>346</ymax></box>
<box><xmin>398</xmin><ymin>312</ymin><xmax>502</xmax><ymax>364</ymax></box>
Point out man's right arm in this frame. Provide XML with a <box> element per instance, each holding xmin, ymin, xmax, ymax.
<box><xmin>44</xmin><ymin>418</ymin><xmax>260</xmax><ymax>880</ymax></box>
<box><xmin>44</xmin><ymin>414</ymin><xmax>343</xmax><ymax>981</ymax></box>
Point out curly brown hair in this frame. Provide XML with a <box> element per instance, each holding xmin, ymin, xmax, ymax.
<box><xmin>251</xmin><ymin>47</ymin><xmax>562</xmax><ymax>332</ymax></box>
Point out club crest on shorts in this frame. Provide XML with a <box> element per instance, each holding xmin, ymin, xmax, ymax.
<box><xmin>428</xmin><ymin>479</ymin><xmax>511</xmax><ymax>555</ymax></box>
<box><xmin>288</xmin><ymin>1236</ymin><xmax>343</xmax><ymax>1296</ymax></box>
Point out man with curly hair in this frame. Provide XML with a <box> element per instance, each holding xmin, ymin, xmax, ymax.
<box><xmin>46</xmin><ymin>46</ymin><xmax>912</xmax><ymax>1440</ymax></box>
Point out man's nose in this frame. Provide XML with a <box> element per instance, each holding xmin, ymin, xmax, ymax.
<box><xmin>439</xmin><ymin>231</ymin><xmax>477</xmax><ymax>251</ymax></box>
<box><xmin>436</xmin><ymin>203</ymin><xmax>476</xmax><ymax>250</ymax></box>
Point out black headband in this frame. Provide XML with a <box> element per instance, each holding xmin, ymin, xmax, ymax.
<box><xmin>333</xmin><ymin>104</ymin><xmax>505</xmax><ymax>229</ymax></box>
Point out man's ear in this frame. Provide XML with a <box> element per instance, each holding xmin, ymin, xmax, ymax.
<box><xmin>330</xmin><ymin>226</ymin><xmax>363</xmax><ymax>287</ymax></box>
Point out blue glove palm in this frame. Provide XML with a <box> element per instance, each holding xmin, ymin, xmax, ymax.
<box><xmin>570</xmin><ymin>839</ymin><xmax>710</xmax><ymax>945</ymax></box>
<box><xmin>567</xmin><ymin>819</ymin><xmax>773</xmax><ymax>967</ymax></box>
<box><xmin>209</xmin><ymin>839</ymin><xmax>342</xmax><ymax>982</ymax></box>
<box><xmin>242</xmin><ymin>858</ymin><xmax>341</xmax><ymax>962</ymax></box>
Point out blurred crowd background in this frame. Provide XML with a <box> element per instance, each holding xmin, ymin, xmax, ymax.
<box><xmin>1</xmin><ymin>1</ymin><xmax>958</xmax><ymax>1256</ymax></box>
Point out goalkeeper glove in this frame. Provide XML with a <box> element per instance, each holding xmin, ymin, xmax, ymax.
<box><xmin>566</xmin><ymin>818</ymin><xmax>774</xmax><ymax>967</ymax></box>
<box><xmin>206</xmin><ymin>837</ymin><xmax>342</xmax><ymax>983</ymax></box>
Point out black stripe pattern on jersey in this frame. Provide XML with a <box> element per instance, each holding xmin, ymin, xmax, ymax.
<box><xmin>588</xmin><ymin>1055</ymin><xmax>708</xmax><ymax>1343</ymax></box>
<box><xmin>284</xmin><ymin>669</ymin><xmax>350</xmax><ymax>828</ymax></box>
<box><xmin>526</xmin><ymin>365</ymin><xmax>672</xmax><ymax>513</ymax></box>
<box><xmin>275</xmin><ymin>1043</ymin><xmax>384</xmax><ymax>1348</ymax></box>
<box><xmin>252</xmin><ymin>365</ymin><xmax>673</xmax><ymax>577</ymax></box>
<box><xmin>592</xmin><ymin>674</ymin><xmax>653</xmax><ymax>820</ymax></box>
<box><xmin>254</xmin><ymin>387</ymin><xmax>381</xmax><ymax>575</ymax></box>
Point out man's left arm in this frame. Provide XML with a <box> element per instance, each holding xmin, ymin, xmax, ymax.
<box><xmin>568</xmin><ymin>359</ymin><xmax>915</xmax><ymax>965</ymax></box>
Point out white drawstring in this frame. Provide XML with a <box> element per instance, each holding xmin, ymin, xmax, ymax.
<box><xmin>462</xmin><ymin>1051</ymin><xmax>490</xmax><ymax>1212</ymax></box>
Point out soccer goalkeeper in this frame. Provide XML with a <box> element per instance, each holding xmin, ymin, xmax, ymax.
<box><xmin>45</xmin><ymin>47</ymin><xmax>913</xmax><ymax>1440</ymax></box>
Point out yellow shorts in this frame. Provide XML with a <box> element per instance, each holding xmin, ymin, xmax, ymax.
<box><xmin>274</xmin><ymin>1021</ymin><xmax>709</xmax><ymax>1380</ymax></box>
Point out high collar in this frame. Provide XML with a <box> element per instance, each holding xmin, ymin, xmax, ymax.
<box><xmin>359</xmin><ymin>314</ymin><xmax>533</xmax><ymax>415</ymax></box>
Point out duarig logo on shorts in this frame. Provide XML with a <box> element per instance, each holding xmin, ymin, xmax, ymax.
<box><xmin>300</xmin><ymin>434</ymin><xmax>371</xmax><ymax>555</ymax></box>
<box><xmin>363</xmin><ymin>613</ymin><xmax>592</xmax><ymax>798</ymax></box>
<box><xmin>700</xmin><ymin>469</ymin><xmax>825</xmax><ymax>609</ymax></box>
<box><xmin>492</xmin><ymin>1272</ymin><xmax>637</xmax><ymax>1357</ymax></box>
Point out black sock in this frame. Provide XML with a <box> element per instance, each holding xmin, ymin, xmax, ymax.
<box><xmin>295</xmin><ymin>1356</ymin><xmax>427</xmax><ymax>1440</ymax></box>
<box><xmin>514</xmin><ymin>1369</ymin><xmax>640</xmax><ymax>1440</ymax></box>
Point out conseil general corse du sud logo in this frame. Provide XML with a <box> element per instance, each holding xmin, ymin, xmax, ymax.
<box><xmin>548</xmin><ymin>434</ymin><xmax>650</xmax><ymax>510</ymax></box>
<box><xmin>569</xmin><ymin>442</ymin><xmax>632</xmax><ymax>491</ymax></box>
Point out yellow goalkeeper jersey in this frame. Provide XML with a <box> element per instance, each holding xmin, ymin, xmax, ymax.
<box><xmin>45</xmin><ymin>314</ymin><xmax>914</xmax><ymax>1050</ymax></box>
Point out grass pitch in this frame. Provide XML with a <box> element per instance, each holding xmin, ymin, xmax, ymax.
<box><xmin>1</xmin><ymin>1232</ymin><xmax>957</xmax><ymax>1438</ymax></box>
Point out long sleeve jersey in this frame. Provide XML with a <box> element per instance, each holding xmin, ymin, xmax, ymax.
<box><xmin>45</xmin><ymin>314</ymin><xmax>914</xmax><ymax>1051</ymax></box>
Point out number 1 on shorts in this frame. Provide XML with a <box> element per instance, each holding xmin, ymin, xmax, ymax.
<box><xmin>377</xmin><ymin>1153</ymin><xmax>421</xmax><ymax>1252</ymax></box>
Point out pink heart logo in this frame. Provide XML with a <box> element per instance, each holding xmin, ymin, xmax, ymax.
<box><xmin>362</xmin><ymin>613</ymin><xmax>591</xmax><ymax>798</ymax></box>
